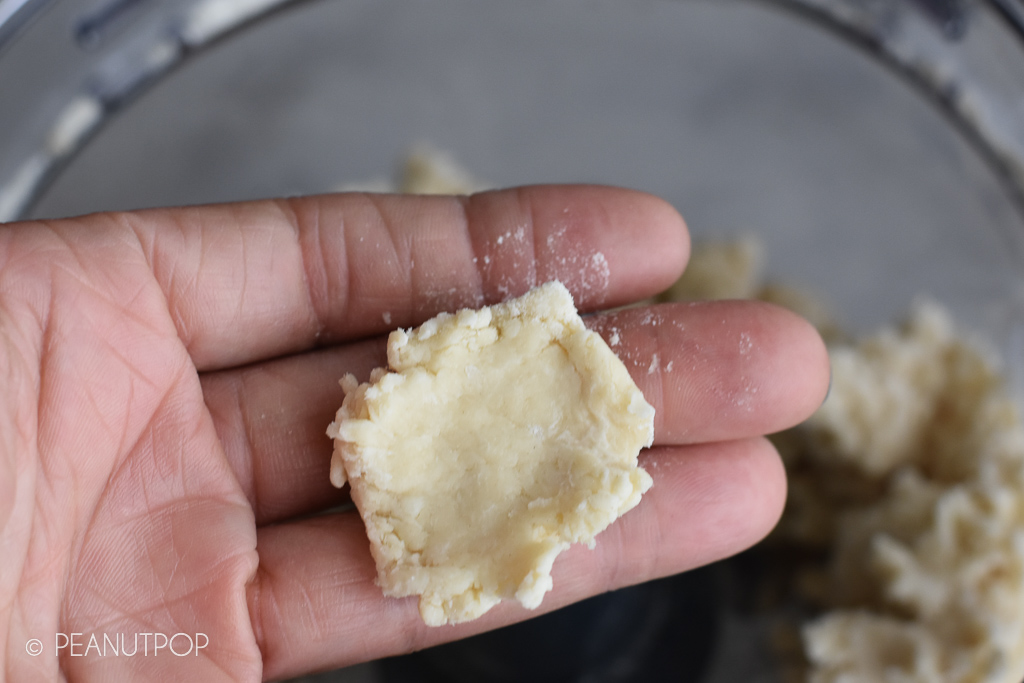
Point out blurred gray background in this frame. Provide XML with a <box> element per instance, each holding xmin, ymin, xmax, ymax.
<box><xmin>3</xmin><ymin>0</ymin><xmax>1022</xmax><ymax>336</ymax></box>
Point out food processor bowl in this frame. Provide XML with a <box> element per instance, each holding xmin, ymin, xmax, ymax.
<box><xmin>3</xmin><ymin>1</ymin><xmax>1024</xmax><ymax>681</ymax></box>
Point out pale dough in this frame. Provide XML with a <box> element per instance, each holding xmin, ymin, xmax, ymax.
<box><xmin>326</xmin><ymin>281</ymin><xmax>655</xmax><ymax>626</ymax></box>
<box><xmin>797</xmin><ymin>304</ymin><xmax>1024</xmax><ymax>683</ymax></box>
<box><xmin>658</xmin><ymin>233</ymin><xmax>764</xmax><ymax>302</ymax></box>
<box><xmin>662</xmin><ymin>236</ymin><xmax>1024</xmax><ymax>683</ymax></box>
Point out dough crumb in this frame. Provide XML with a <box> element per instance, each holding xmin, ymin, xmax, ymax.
<box><xmin>795</xmin><ymin>303</ymin><xmax>1024</xmax><ymax>683</ymax></box>
<box><xmin>658</xmin><ymin>234</ymin><xmax>764</xmax><ymax>302</ymax></box>
<box><xmin>664</xmin><ymin>235</ymin><xmax>1024</xmax><ymax>682</ymax></box>
<box><xmin>326</xmin><ymin>281</ymin><xmax>655</xmax><ymax>626</ymax></box>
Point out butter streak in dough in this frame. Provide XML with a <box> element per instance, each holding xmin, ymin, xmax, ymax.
<box><xmin>326</xmin><ymin>281</ymin><xmax>655</xmax><ymax>626</ymax></box>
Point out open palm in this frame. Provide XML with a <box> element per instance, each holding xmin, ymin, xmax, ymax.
<box><xmin>0</xmin><ymin>186</ymin><xmax>828</xmax><ymax>682</ymax></box>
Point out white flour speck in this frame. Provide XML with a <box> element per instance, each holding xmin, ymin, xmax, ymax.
<box><xmin>383</xmin><ymin>312</ymin><xmax>392</xmax><ymax>325</ymax></box>
<box><xmin>639</xmin><ymin>310</ymin><xmax>664</xmax><ymax>327</ymax></box>
<box><xmin>648</xmin><ymin>353</ymin><xmax>660</xmax><ymax>375</ymax></box>
<box><xmin>590</xmin><ymin>252</ymin><xmax>610</xmax><ymax>289</ymax></box>
<box><xmin>733</xmin><ymin>378</ymin><xmax>757</xmax><ymax>412</ymax></box>
<box><xmin>739</xmin><ymin>332</ymin><xmax>753</xmax><ymax>356</ymax></box>
<box><xmin>546</xmin><ymin>226</ymin><xmax>567</xmax><ymax>250</ymax></box>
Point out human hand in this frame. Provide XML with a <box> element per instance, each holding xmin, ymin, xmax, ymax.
<box><xmin>0</xmin><ymin>185</ymin><xmax>829</xmax><ymax>681</ymax></box>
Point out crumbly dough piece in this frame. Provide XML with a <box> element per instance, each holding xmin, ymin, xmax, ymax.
<box><xmin>335</xmin><ymin>143</ymin><xmax>487</xmax><ymax>195</ymax></box>
<box><xmin>397</xmin><ymin>144</ymin><xmax>487</xmax><ymax>195</ymax></box>
<box><xmin>792</xmin><ymin>304</ymin><xmax>1024</xmax><ymax>683</ymax></box>
<box><xmin>326</xmin><ymin>281</ymin><xmax>655</xmax><ymax>626</ymax></box>
<box><xmin>658</xmin><ymin>235</ymin><xmax>841</xmax><ymax>342</ymax></box>
<box><xmin>658</xmin><ymin>233</ymin><xmax>765</xmax><ymax>302</ymax></box>
<box><xmin>807</xmin><ymin>302</ymin><xmax>976</xmax><ymax>477</ymax></box>
<box><xmin>663</xmin><ymin>234</ymin><xmax>1024</xmax><ymax>682</ymax></box>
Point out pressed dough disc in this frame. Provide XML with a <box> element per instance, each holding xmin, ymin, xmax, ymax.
<box><xmin>326</xmin><ymin>281</ymin><xmax>655</xmax><ymax>625</ymax></box>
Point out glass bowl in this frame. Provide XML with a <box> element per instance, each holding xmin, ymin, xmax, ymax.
<box><xmin>3</xmin><ymin>1</ymin><xmax>1024</xmax><ymax>680</ymax></box>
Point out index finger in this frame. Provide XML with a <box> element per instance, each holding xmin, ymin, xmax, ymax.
<box><xmin>88</xmin><ymin>185</ymin><xmax>689</xmax><ymax>370</ymax></box>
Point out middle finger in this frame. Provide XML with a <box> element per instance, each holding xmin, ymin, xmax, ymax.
<box><xmin>202</xmin><ymin>299</ymin><xmax>828</xmax><ymax>526</ymax></box>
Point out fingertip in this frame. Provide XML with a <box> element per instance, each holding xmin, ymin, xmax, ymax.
<box><xmin>743</xmin><ymin>436</ymin><xmax>789</xmax><ymax>545</ymax></box>
<box><xmin>648</xmin><ymin>437</ymin><xmax>788</xmax><ymax>568</ymax></box>
<box><xmin>708</xmin><ymin>299</ymin><xmax>830</xmax><ymax>439</ymax></box>
<box><xmin>591</xmin><ymin>186</ymin><xmax>690</xmax><ymax>304</ymax></box>
<box><xmin>592</xmin><ymin>299</ymin><xmax>831</xmax><ymax>444</ymax></box>
<box><xmin>576</xmin><ymin>185</ymin><xmax>690</xmax><ymax>309</ymax></box>
<box><xmin>467</xmin><ymin>185</ymin><xmax>690</xmax><ymax>311</ymax></box>
<box><xmin>768</xmin><ymin>303</ymin><xmax>831</xmax><ymax>424</ymax></box>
